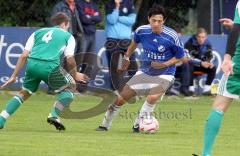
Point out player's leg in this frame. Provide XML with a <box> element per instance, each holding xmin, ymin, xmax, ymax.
<box><xmin>201</xmin><ymin>73</ymin><xmax>238</xmax><ymax>156</ymax></box>
<box><xmin>201</xmin><ymin>96</ymin><xmax>231</xmax><ymax>156</ymax></box>
<box><xmin>47</xmin><ymin>67</ymin><xmax>76</xmax><ymax>131</ymax></box>
<box><xmin>47</xmin><ymin>88</ymin><xmax>75</xmax><ymax>131</ymax></box>
<box><xmin>132</xmin><ymin>93</ymin><xmax>163</xmax><ymax>133</ymax></box>
<box><xmin>0</xmin><ymin>63</ymin><xmax>39</xmax><ymax>129</ymax></box>
<box><xmin>96</xmin><ymin>84</ymin><xmax>137</xmax><ymax>131</ymax></box>
<box><xmin>132</xmin><ymin>75</ymin><xmax>173</xmax><ymax>132</ymax></box>
<box><xmin>0</xmin><ymin>89</ymin><xmax>32</xmax><ymax>129</ymax></box>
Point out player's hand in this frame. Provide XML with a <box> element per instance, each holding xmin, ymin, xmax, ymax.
<box><xmin>114</xmin><ymin>0</ymin><xmax>121</xmax><ymax>8</ymax></box>
<box><xmin>219</xmin><ymin>18</ymin><xmax>233</xmax><ymax>29</ymax></box>
<box><xmin>117</xmin><ymin>57</ymin><xmax>130</xmax><ymax>73</ymax></box>
<box><xmin>221</xmin><ymin>58</ymin><xmax>233</xmax><ymax>76</ymax></box>
<box><xmin>74</xmin><ymin>72</ymin><xmax>89</xmax><ymax>84</ymax></box>
<box><xmin>151</xmin><ymin>61</ymin><xmax>168</xmax><ymax>69</ymax></box>
<box><xmin>181</xmin><ymin>57</ymin><xmax>190</xmax><ymax>63</ymax></box>
<box><xmin>0</xmin><ymin>76</ymin><xmax>17</xmax><ymax>90</ymax></box>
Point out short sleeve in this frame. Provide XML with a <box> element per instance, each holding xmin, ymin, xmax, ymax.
<box><xmin>133</xmin><ymin>31</ymin><xmax>140</xmax><ymax>43</ymax></box>
<box><xmin>64</xmin><ymin>35</ymin><xmax>76</xmax><ymax>57</ymax></box>
<box><xmin>24</xmin><ymin>33</ymin><xmax>35</xmax><ymax>51</ymax></box>
<box><xmin>172</xmin><ymin>44</ymin><xmax>184</xmax><ymax>59</ymax></box>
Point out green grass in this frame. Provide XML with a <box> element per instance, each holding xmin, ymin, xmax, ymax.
<box><xmin>0</xmin><ymin>91</ymin><xmax>240</xmax><ymax>156</ymax></box>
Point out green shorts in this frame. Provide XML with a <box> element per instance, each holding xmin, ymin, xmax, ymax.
<box><xmin>23</xmin><ymin>58</ymin><xmax>74</xmax><ymax>94</ymax></box>
<box><xmin>218</xmin><ymin>73</ymin><xmax>240</xmax><ymax>99</ymax></box>
<box><xmin>218</xmin><ymin>58</ymin><xmax>240</xmax><ymax>99</ymax></box>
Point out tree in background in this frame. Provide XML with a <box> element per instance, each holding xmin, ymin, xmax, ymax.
<box><xmin>132</xmin><ymin>0</ymin><xmax>198</xmax><ymax>31</ymax></box>
<box><xmin>0</xmin><ymin>0</ymin><xmax>59</xmax><ymax>26</ymax></box>
<box><xmin>0</xmin><ymin>0</ymin><xmax>198</xmax><ymax>31</ymax></box>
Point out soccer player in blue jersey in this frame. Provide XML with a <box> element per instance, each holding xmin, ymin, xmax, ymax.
<box><xmin>96</xmin><ymin>5</ymin><xmax>185</xmax><ymax>132</ymax></box>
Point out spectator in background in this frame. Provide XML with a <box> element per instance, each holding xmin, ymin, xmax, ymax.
<box><xmin>105</xmin><ymin>0</ymin><xmax>137</xmax><ymax>92</ymax></box>
<box><xmin>76</xmin><ymin>0</ymin><xmax>102</xmax><ymax>82</ymax></box>
<box><xmin>51</xmin><ymin>0</ymin><xmax>84</xmax><ymax>62</ymax></box>
<box><xmin>168</xmin><ymin>25</ymin><xmax>189</xmax><ymax>96</ymax></box>
<box><xmin>183</xmin><ymin>28</ymin><xmax>216</xmax><ymax>95</ymax></box>
<box><xmin>172</xmin><ymin>25</ymin><xmax>194</xmax><ymax>96</ymax></box>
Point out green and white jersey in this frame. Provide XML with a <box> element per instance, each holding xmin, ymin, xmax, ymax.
<box><xmin>217</xmin><ymin>0</ymin><xmax>240</xmax><ymax>97</ymax></box>
<box><xmin>232</xmin><ymin>0</ymin><xmax>240</xmax><ymax>74</ymax></box>
<box><xmin>25</xmin><ymin>26</ymin><xmax>75</xmax><ymax>65</ymax></box>
<box><xmin>234</xmin><ymin>0</ymin><xmax>240</xmax><ymax>24</ymax></box>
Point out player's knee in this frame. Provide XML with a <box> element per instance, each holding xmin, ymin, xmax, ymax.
<box><xmin>19</xmin><ymin>89</ymin><xmax>31</xmax><ymax>101</ymax></box>
<box><xmin>116</xmin><ymin>97</ymin><xmax>126</xmax><ymax>106</ymax></box>
<box><xmin>212</xmin><ymin>96</ymin><xmax>232</xmax><ymax>112</ymax></box>
<box><xmin>147</xmin><ymin>95</ymin><xmax>160</xmax><ymax>104</ymax></box>
<box><xmin>58</xmin><ymin>90</ymin><xmax>74</xmax><ymax>105</ymax></box>
<box><xmin>119</xmin><ymin>85</ymin><xmax>137</xmax><ymax>103</ymax></box>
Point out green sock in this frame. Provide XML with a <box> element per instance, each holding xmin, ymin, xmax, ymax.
<box><xmin>202</xmin><ymin>109</ymin><xmax>224</xmax><ymax>156</ymax></box>
<box><xmin>0</xmin><ymin>95</ymin><xmax>23</xmax><ymax>128</ymax></box>
<box><xmin>50</xmin><ymin>90</ymin><xmax>74</xmax><ymax>117</ymax></box>
<box><xmin>50</xmin><ymin>103</ymin><xmax>61</xmax><ymax>118</ymax></box>
<box><xmin>0</xmin><ymin>116</ymin><xmax>6</xmax><ymax>128</ymax></box>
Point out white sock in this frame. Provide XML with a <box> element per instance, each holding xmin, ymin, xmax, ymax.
<box><xmin>101</xmin><ymin>103</ymin><xmax>121</xmax><ymax>129</ymax></box>
<box><xmin>134</xmin><ymin>101</ymin><xmax>156</xmax><ymax>127</ymax></box>
<box><xmin>133</xmin><ymin>115</ymin><xmax>140</xmax><ymax>128</ymax></box>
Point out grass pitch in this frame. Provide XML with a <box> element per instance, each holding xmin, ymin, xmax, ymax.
<box><xmin>0</xmin><ymin>91</ymin><xmax>240</xmax><ymax>156</ymax></box>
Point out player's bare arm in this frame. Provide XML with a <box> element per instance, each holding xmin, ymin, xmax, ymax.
<box><xmin>151</xmin><ymin>57</ymin><xmax>181</xmax><ymax>69</ymax></box>
<box><xmin>219</xmin><ymin>18</ymin><xmax>234</xmax><ymax>29</ymax></box>
<box><xmin>0</xmin><ymin>50</ymin><xmax>29</xmax><ymax>89</ymax></box>
<box><xmin>66</xmin><ymin>56</ymin><xmax>89</xmax><ymax>83</ymax></box>
<box><xmin>118</xmin><ymin>40</ymin><xmax>138</xmax><ymax>72</ymax></box>
<box><xmin>221</xmin><ymin>23</ymin><xmax>240</xmax><ymax>75</ymax></box>
<box><xmin>221</xmin><ymin>54</ymin><xmax>233</xmax><ymax>75</ymax></box>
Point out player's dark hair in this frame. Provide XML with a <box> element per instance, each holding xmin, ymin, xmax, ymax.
<box><xmin>148</xmin><ymin>4</ymin><xmax>166</xmax><ymax>19</ymax></box>
<box><xmin>51</xmin><ymin>12</ymin><xmax>70</xmax><ymax>26</ymax></box>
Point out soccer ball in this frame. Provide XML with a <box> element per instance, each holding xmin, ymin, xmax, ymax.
<box><xmin>139</xmin><ymin>117</ymin><xmax>159</xmax><ymax>134</ymax></box>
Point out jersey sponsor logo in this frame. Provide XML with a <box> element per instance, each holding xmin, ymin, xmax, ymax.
<box><xmin>153</xmin><ymin>39</ymin><xmax>157</xmax><ymax>42</ymax></box>
<box><xmin>146</xmin><ymin>50</ymin><xmax>165</xmax><ymax>60</ymax></box>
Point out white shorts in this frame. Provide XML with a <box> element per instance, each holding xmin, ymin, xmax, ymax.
<box><xmin>126</xmin><ymin>71</ymin><xmax>174</xmax><ymax>96</ymax></box>
<box><xmin>217</xmin><ymin>74</ymin><xmax>239</xmax><ymax>99</ymax></box>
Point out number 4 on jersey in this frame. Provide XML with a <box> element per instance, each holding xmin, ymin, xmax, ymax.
<box><xmin>42</xmin><ymin>30</ymin><xmax>53</xmax><ymax>43</ymax></box>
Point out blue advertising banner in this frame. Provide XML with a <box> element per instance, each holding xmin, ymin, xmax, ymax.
<box><xmin>0</xmin><ymin>27</ymin><xmax>227</xmax><ymax>91</ymax></box>
<box><xmin>0</xmin><ymin>27</ymin><xmax>35</xmax><ymax>88</ymax></box>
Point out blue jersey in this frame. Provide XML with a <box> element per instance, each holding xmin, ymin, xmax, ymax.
<box><xmin>134</xmin><ymin>25</ymin><xmax>184</xmax><ymax>76</ymax></box>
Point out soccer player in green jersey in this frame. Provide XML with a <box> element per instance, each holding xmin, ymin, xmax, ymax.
<box><xmin>198</xmin><ymin>1</ymin><xmax>240</xmax><ymax>156</ymax></box>
<box><xmin>0</xmin><ymin>12</ymin><xmax>88</xmax><ymax>131</ymax></box>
